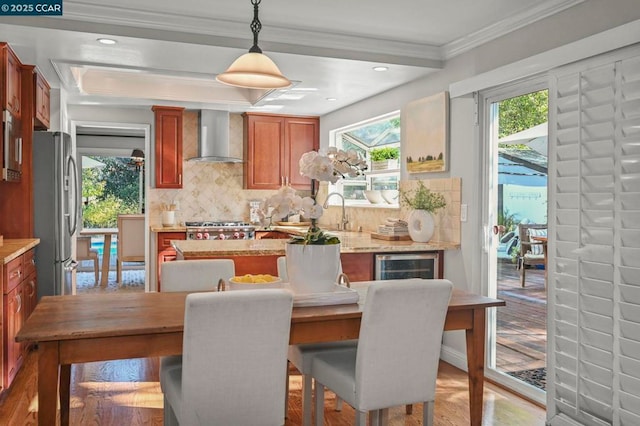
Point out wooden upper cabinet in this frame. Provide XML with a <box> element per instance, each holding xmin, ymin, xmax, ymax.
<box><xmin>243</xmin><ymin>113</ymin><xmax>319</xmax><ymax>190</ymax></box>
<box><xmin>285</xmin><ymin>117</ymin><xmax>319</xmax><ymax>189</ymax></box>
<box><xmin>153</xmin><ymin>106</ymin><xmax>184</xmax><ymax>189</ymax></box>
<box><xmin>34</xmin><ymin>71</ymin><xmax>50</xmax><ymax>130</ymax></box>
<box><xmin>1</xmin><ymin>43</ymin><xmax>22</xmax><ymax>118</ymax></box>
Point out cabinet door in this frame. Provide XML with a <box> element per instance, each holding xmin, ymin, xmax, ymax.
<box><xmin>285</xmin><ymin>117</ymin><xmax>319</xmax><ymax>190</ymax></box>
<box><xmin>34</xmin><ymin>72</ymin><xmax>50</xmax><ymax>130</ymax></box>
<box><xmin>153</xmin><ymin>106</ymin><xmax>184</xmax><ymax>188</ymax></box>
<box><xmin>5</xmin><ymin>47</ymin><xmax>22</xmax><ymax>117</ymax></box>
<box><xmin>244</xmin><ymin>114</ymin><xmax>285</xmax><ymax>189</ymax></box>
<box><xmin>22</xmin><ymin>273</ymin><xmax>37</xmax><ymax>352</ymax></box>
<box><xmin>4</xmin><ymin>285</ymin><xmax>24</xmax><ymax>389</ymax></box>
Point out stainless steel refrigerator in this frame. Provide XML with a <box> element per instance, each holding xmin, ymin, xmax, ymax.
<box><xmin>33</xmin><ymin>131</ymin><xmax>80</xmax><ymax>297</ymax></box>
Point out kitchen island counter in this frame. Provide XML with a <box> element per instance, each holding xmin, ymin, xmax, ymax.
<box><xmin>172</xmin><ymin>231</ymin><xmax>458</xmax><ymax>257</ymax></box>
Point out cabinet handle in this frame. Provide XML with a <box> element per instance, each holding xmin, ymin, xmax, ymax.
<box><xmin>16</xmin><ymin>294</ymin><xmax>22</xmax><ymax>314</ymax></box>
<box><xmin>10</xmin><ymin>270</ymin><xmax>21</xmax><ymax>279</ymax></box>
<box><xmin>179</xmin><ymin>174</ymin><xmax>182</xmax><ymax>185</ymax></box>
<box><xmin>29</xmin><ymin>280</ymin><xmax>36</xmax><ymax>293</ymax></box>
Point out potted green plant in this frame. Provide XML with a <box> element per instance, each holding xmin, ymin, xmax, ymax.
<box><xmin>370</xmin><ymin>146</ymin><xmax>399</xmax><ymax>170</ymax></box>
<box><xmin>399</xmin><ymin>181</ymin><xmax>446</xmax><ymax>242</ymax></box>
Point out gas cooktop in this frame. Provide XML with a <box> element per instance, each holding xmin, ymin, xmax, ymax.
<box><xmin>185</xmin><ymin>221</ymin><xmax>252</xmax><ymax>227</ymax></box>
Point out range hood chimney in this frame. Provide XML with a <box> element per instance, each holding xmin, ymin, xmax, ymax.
<box><xmin>188</xmin><ymin>110</ymin><xmax>243</xmax><ymax>163</ymax></box>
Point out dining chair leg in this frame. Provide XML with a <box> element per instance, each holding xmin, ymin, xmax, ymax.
<box><xmin>335</xmin><ymin>395</ymin><xmax>343</xmax><ymax>411</ymax></box>
<box><xmin>300</xmin><ymin>374</ymin><xmax>313</xmax><ymax>426</ymax></box>
<box><xmin>315</xmin><ymin>382</ymin><xmax>325</xmax><ymax>426</ymax></box>
<box><xmin>380</xmin><ymin>408</ymin><xmax>389</xmax><ymax>426</ymax></box>
<box><xmin>355</xmin><ymin>409</ymin><xmax>367</xmax><ymax>426</ymax></box>
<box><xmin>164</xmin><ymin>395</ymin><xmax>179</xmax><ymax>426</ymax></box>
<box><xmin>285</xmin><ymin>363</ymin><xmax>290</xmax><ymax>419</ymax></box>
<box><xmin>423</xmin><ymin>400</ymin><xmax>434</xmax><ymax>426</ymax></box>
<box><xmin>93</xmin><ymin>257</ymin><xmax>99</xmax><ymax>285</ymax></box>
<box><xmin>405</xmin><ymin>404</ymin><xmax>412</xmax><ymax>414</ymax></box>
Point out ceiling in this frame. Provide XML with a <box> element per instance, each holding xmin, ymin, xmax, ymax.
<box><xmin>0</xmin><ymin>0</ymin><xmax>582</xmax><ymax>116</ymax></box>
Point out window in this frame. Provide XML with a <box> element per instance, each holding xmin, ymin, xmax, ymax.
<box><xmin>329</xmin><ymin>111</ymin><xmax>400</xmax><ymax>206</ymax></box>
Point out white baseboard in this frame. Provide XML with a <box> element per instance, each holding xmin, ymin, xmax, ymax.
<box><xmin>440</xmin><ymin>345</ymin><xmax>468</xmax><ymax>372</ymax></box>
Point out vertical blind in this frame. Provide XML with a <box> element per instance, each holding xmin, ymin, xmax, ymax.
<box><xmin>549</xmin><ymin>49</ymin><xmax>640</xmax><ymax>426</ymax></box>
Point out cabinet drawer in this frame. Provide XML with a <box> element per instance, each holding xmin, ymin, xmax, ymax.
<box><xmin>23</xmin><ymin>249</ymin><xmax>36</xmax><ymax>277</ymax></box>
<box><xmin>157</xmin><ymin>232</ymin><xmax>186</xmax><ymax>250</ymax></box>
<box><xmin>4</xmin><ymin>256</ymin><xmax>23</xmax><ymax>293</ymax></box>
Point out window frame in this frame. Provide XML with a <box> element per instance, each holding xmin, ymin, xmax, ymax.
<box><xmin>328</xmin><ymin>110</ymin><xmax>401</xmax><ymax>207</ymax></box>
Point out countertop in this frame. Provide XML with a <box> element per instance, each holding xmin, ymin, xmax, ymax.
<box><xmin>0</xmin><ymin>239</ymin><xmax>40</xmax><ymax>264</ymax></box>
<box><xmin>173</xmin><ymin>229</ymin><xmax>458</xmax><ymax>257</ymax></box>
<box><xmin>150</xmin><ymin>225</ymin><xmax>187</xmax><ymax>232</ymax></box>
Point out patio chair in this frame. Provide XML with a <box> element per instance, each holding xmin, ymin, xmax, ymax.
<box><xmin>116</xmin><ymin>214</ymin><xmax>145</xmax><ymax>286</ymax></box>
<box><xmin>516</xmin><ymin>223</ymin><xmax>547</xmax><ymax>287</ymax></box>
<box><xmin>76</xmin><ymin>236</ymin><xmax>99</xmax><ymax>285</ymax></box>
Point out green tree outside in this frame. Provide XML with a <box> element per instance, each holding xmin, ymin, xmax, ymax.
<box><xmin>82</xmin><ymin>156</ymin><xmax>140</xmax><ymax>228</ymax></box>
<box><xmin>498</xmin><ymin>90</ymin><xmax>548</xmax><ymax>139</ymax></box>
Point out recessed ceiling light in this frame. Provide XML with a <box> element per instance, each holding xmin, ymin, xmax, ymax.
<box><xmin>373</xmin><ymin>66</ymin><xmax>389</xmax><ymax>72</ymax></box>
<box><xmin>97</xmin><ymin>38</ymin><xmax>117</xmax><ymax>45</ymax></box>
<box><xmin>326</xmin><ymin>97</ymin><xmax>337</xmax><ymax>102</ymax></box>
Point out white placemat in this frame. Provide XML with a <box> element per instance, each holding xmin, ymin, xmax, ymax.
<box><xmin>285</xmin><ymin>283</ymin><xmax>360</xmax><ymax>307</ymax></box>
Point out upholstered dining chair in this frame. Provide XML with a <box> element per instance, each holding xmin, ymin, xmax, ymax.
<box><xmin>310</xmin><ymin>279</ymin><xmax>453</xmax><ymax>426</ymax></box>
<box><xmin>516</xmin><ymin>223</ymin><xmax>547</xmax><ymax>287</ymax></box>
<box><xmin>116</xmin><ymin>214</ymin><xmax>145</xmax><ymax>286</ymax></box>
<box><xmin>161</xmin><ymin>289</ymin><xmax>293</xmax><ymax>426</ymax></box>
<box><xmin>277</xmin><ymin>256</ymin><xmax>351</xmax><ymax>425</ymax></box>
<box><xmin>159</xmin><ymin>259</ymin><xmax>236</xmax><ymax>391</ymax></box>
<box><xmin>76</xmin><ymin>236</ymin><xmax>99</xmax><ymax>285</ymax></box>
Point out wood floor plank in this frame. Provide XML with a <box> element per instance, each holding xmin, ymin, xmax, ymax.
<box><xmin>0</xmin><ymin>349</ymin><xmax>545</xmax><ymax>425</ymax></box>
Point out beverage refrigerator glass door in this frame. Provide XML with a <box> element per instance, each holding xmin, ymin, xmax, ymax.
<box><xmin>374</xmin><ymin>252</ymin><xmax>439</xmax><ymax>280</ymax></box>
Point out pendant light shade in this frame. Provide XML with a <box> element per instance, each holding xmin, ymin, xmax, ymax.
<box><xmin>216</xmin><ymin>0</ymin><xmax>291</xmax><ymax>90</ymax></box>
<box><xmin>216</xmin><ymin>52</ymin><xmax>290</xmax><ymax>89</ymax></box>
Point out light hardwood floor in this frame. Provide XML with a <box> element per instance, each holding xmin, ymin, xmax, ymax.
<box><xmin>0</xmin><ymin>348</ymin><xmax>545</xmax><ymax>425</ymax></box>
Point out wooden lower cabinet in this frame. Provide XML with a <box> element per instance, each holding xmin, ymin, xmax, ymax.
<box><xmin>156</xmin><ymin>232</ymin><xmax>186</xmax><ymax>291</ymax></box>
<box><xmin>183</xmin><ymin>252</ymin><xmax>375</xmax><ymax>281</ymax></box>
<box><xmin>1</xmin><ymin>248</ymin><xmax>37</xmax><ymax>392</ymax></box>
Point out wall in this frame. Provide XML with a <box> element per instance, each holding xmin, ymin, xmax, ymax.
<box><xmin>320</xmin><ymin>0</ymin><xmax>640</xmax><ymax>366</ymax></box>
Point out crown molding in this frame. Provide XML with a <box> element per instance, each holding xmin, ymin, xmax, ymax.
<box><xmin>63</xmin><ymin>1</ymin><xmax>442</xmax><ymax>66</ymax></box>
<box><xmin>442</xmin><ymin>0</ymin><xmax>585</xmax><ymax>60</ymax></box>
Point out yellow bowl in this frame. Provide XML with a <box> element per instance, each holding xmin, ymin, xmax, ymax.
<box><xmin>227</xmin><ymin>275</ymin><xmax>283</xmax><ymax>291</ymax></box>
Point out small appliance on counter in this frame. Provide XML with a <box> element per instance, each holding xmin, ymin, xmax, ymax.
<box><xmin>185</xmin><ymin>221</ymin><xmax>256</xmax><ymax>240</ymax></box>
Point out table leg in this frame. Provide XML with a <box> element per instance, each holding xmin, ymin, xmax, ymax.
<box><xmin>60</xmin><ymin>364</ymin><xmax>71</xmax><ymax>426</ymax></box>
<box><xmin>38</xmin><ymin>342</ymin><xmax>60</xmax><ymax>426</ymax></box>
<box><xmin>465</xmin><ymin>308</ymin><xmax>486</xmax><ymax>426</ymax></box>
<box><xmin>100</xmin><ymin>234</ymin><xmax>112</xmax><ymax>287</ymax></box>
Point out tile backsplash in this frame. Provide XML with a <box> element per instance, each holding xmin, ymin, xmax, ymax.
<box><xmin>148</xmin><ymin>111</ymin><xmax>461</xmax><ymax>244</ymax></box>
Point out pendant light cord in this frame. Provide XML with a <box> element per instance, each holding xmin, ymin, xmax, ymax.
<box><xmin>249</xmin><ymin>0</ymin><xmax>263</xmax><ymax>54</ymax></box>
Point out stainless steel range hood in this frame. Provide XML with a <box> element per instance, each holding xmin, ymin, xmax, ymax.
<box><xmin>188</xmin><ymin>110</ymin><xmax>243</xmax><ymax>163</ymax></box>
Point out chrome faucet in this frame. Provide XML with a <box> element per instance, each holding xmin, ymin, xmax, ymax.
<box><xmin>323</xmin><ymin>192</ymin><xmax>349</xmax><ymax>231</ymax></box>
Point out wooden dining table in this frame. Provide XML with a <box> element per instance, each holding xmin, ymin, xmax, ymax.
<box><xmin>78</xmin><ymin>228</ymin><xmax>118</xmax><ymax>287</ymax></box>
<box><xmin>17</xmin><ymin>283</ymin><xmax>504</xmax><ymax>426</ymax></box>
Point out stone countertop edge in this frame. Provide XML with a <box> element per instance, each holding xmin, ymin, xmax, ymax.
<box><xmin>150</xmin><ymin>225</ymin><xmax>187</xmax><ymax>232</ymax></box>
<box><xmin>0</xmin><ymin>239</ymin><xmax>40</xmax><ymax>264</ymax></box>
<box><xmin>172</xmin><ymin>237</ymin><xmax>459</xmax><ymax>258</ymax></box>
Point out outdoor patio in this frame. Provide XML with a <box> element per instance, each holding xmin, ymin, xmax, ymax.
<box><xmin>496</xmin><ymin>258</ymin><xmax>547</xmax><ymax>387</ymax></box>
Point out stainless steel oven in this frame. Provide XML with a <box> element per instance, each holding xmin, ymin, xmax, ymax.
<box><xmin>374</xmin><ymin>252</ymin><xmax>439</xmax><ymax>280</ymax></box>
<box><xmin>2</xmin><ymin>110</ymin><xmax>22</xmax><ymax>181</ymax></box>
<box><xmin>185</xmin><ymin>221</ymin><xmax>256</xmax><ymax>240</ymax></box>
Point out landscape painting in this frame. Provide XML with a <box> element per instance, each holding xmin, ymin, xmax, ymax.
<box><xmin>404</xmin><ymin>91</ymin><xmax>449</xmax><ymax>173</ymax></box>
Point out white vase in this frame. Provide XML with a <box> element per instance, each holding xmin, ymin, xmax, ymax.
<box><xmin>407</xmin><ymin>209</ymin><xmax>435</xmax><ymax>242</ymax></box>
<box><xmin>285</xmin><ymin>242</ymin><xmax>341</xmax><ymax>294</ymax></box>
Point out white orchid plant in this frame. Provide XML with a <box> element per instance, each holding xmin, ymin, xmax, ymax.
<box><xmin>259</xmin><ymin>147</ymin><xmax>367</xmax><ymax>245</ymax></box>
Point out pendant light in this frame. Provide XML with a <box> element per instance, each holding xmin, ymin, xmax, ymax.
<box><xmin>216</xmin><ymin>0</ymin><xmax>291</xmax><ymax>89</ymax></box>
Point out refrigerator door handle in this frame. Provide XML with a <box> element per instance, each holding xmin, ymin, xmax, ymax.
<box><xmin>66</xmin><ymin>155</ymin><xmax>80</xmax><ymax>235</ymax></box>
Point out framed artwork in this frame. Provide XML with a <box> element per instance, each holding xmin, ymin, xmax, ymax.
<box><xmin>403</xmin><ymin>91</ymin><xmax>449</xmax><ymax>173</ymax></box>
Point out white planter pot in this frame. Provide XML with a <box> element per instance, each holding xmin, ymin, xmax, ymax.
<box><xmin>285</xmin><ymin>242</ymin><xmax>341</xmax><ymax>294</ymax></box>
<box><xmin>407</xmin><ymin>209</ymin><xmax>435</xmax><ymax>242</ymax></box>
